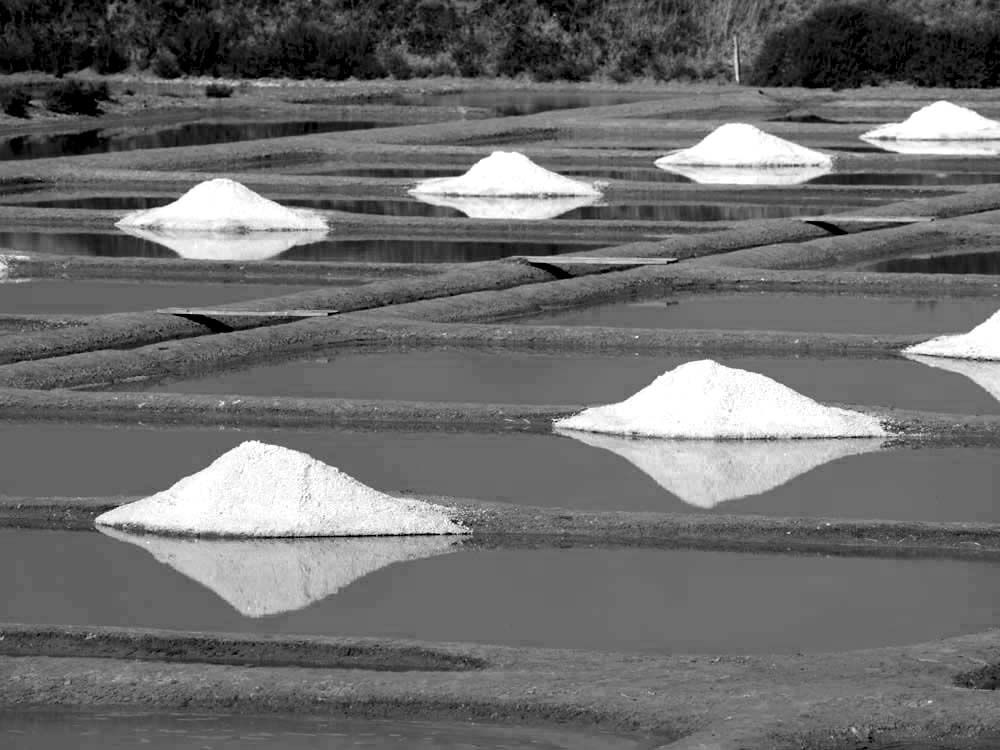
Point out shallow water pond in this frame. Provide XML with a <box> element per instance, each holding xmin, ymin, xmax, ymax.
<box><xmin>0</xmin><ymin>279</ymin><xmax>330</xmax><ymax>316</ymax></box>
<box><xmin>2</xmin><ymin>423</ymin><xmax>998</xmax><ymax>522</ymax></box>
<box><xmin>0</xmin><ymin>120</ymin><xmax>382</xmax><ymax>161</ymax></box>
<box><xmin>0</xmin><ymin>711</ymin><xmax>634</xmax><ymax>750</ymax></box>
<box><xmin>5</xmin><ymin>528</ymin><xmax>1000</xmax><ymax>653</ymax></box>
<box><xmin>0</xmin><ymin>231</ymin><xmax>602</xmax><ymax>263</ymax></box>
<box><xmin>390</xmin><ymin>90</ymin><xmax>658</xmax><ymax>117</ymax></box>
<box><xmin>513</xmin><ymin>292</ymin><xmax>1000</xmax><ymax>336</ymax></box>
<box><xmin>868</xmin><ymin>251</ymin><xmax>1000</xmax><ymax>275</ymax></box>
<box><xmin>129</xmin><ymin>350</ymin><xmax>1000</xmax><ymax>416</ymax></box>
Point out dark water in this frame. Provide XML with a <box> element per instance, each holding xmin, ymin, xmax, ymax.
<box><xmin>391</xmin><ymin>90</ymin><xmax>657</xmax><ymax>117</ymax></box>
<box><xmin>809</xmin><ymin>171</ymin><xmax>1000</xmax><ymax>186</ymax></box>
<box><xmin>139</xmin><ymin>350</ymin><xmax>1000</xmax><ymax>416</ymax></box>
<box><xmin>2</xmin><ymin>423</ymin><xmax>998</xmax><ymax>522</ymax></box>
<box><xmin>0</xmin><ymin>231</ymin><xmax>601</xmax><ymax>263</ymax></box>
<box><xmin>5</xmin><ymin>528</ymin><xmax>1000</xmax><ymax>653</ymax></box>
<box><xmin>870</xmin><ymin>252</ymin><xmax>1000</xmax><ymax>275</ymax></box>
<box><xmin>0</xmin><ymin>711</ymin><xmax>633</xmax><ymax>750</ymax></box>
<box><xmin>9</xmin><ymin>194</ymin><xmax>866</xmax><ymax>223</ymax></box>
<box><xmin>515</xmin><ymin>293</ymin><xmax>1000</xmax><ymax>336</ymax></box>
<box><xmin>0</xmin><ymin>279</ymin><xmax>319</xmax><ymax>316</ymax></box>
<box><xmin>0</xmin><ymin>120</ymin><xmax>381</xmax><ymax>161</ymax></box>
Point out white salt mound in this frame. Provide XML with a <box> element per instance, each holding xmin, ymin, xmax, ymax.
<box><xmin>410</xmin><ymin>193</ymin><xmax>600</xmax><ymax>220</ymax></box>
<box><xmin>94</xmin><ymin>441</ymin><xmax>467</xmax><ymax>537</ymax></box>
<box><xmin>859</xmin><ymin>138</ymin><xmax>1000</xmax><ymax>157</ymax></box>
<box><xmin>903</xmin><ymin>309</ymin><xmax>1000</xmax><ymax>360</ymax></box>
<box><xmin>861</xmin><ymin>101</ymin><xmax>1000</xmax><ymax>141</ymax></box>
<box><xmin>409</xmin><ymin>151</ymin><xmax>602</xmax><ymax>197</ymax></box>
<box><xmin>100</xmin><ymin>528</ymin><xmax>457</xmax><ymax>617</ymax></box>
<box><xmin>655</xmin><ymin>124</ymin><xmax>833</xmax><ymax>167</ymax></box>
<box><xmin>554</xmin><ymin>360</ymin><xmax>886</xmax><ymax>439</ymax></box>
<box><xmin>117</xmin><ymin>226</ymin><xmax>328</xmax><ymax>260</ymax></box>
<box><xmin>115</xmin><ymin>178</ymin><xmax>328</xmax><ymax>232</ymax></box>
<box><xmin>558</xmin><ymin>430</ymin><xmax>883</xmax><ymax>508</ymax></box>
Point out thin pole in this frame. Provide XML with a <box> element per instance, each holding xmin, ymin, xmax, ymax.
<box><xmin>733</xmin><ymin>35</ymin><xmax>742</xmax><ymax>84</ymax></box>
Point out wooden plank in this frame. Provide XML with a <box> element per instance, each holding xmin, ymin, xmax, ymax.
<box><xmin>161</xmin><ymin>308</ymin><xmax>337</xmax><ymax>318</ymax></box>
<box><xmin>517</xmin><ymin>256</ymin><xmax>678</xmax><ymax>266</ymax></box>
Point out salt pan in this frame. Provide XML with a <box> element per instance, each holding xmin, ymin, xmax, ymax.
<box><xmin>409</xmin><ymin>151</ymin><xmax>602</xmax><ymax>197</ymax></box>
<box><xmin>100</xmin><ymin>528</ymin><xmax>457</xmax><ymax>616</ymax></box>
<box><xmin>118</xmin><ymin>226</ymin><xmax>328</xmax><ymax>260</ymax></box>
<box><xmin>115</xmin><ymin>178</ymin><xmax>328</xmax><ymax>232</ymax></box>
<box><xmin>94</xmin><ymin>441</ymin><xmax>467</xmax><ymax>537</ymax></box>
<box><xmin>862</xmin><ymin>139</ymin><xmax>1000</xmax><ymax>157</ymax></box>
<box><xmin>409</xmin><ymin>193</ymin><xmax>600</xmax><ymax>220</ymax></box>
<box><xmin>559</xmin><ymin>430</ymin><xmax>884</xmax><ymax>508</ymax></box>
<box><xmin>656</xmin><ymin>164</ymin><xmax>831</xmax><ymax>186</ymax></box>
<box><xmin>655</xmin><ymin>123</ymin><xmax>833</xmax><ymax>168</ymax></box>
<box><xmin>861</xmin><ymin>101</ymin><xmax>1000</xmax><ymax>141</ymax></box>
<box><xmin>554</xmin><ymin>360</ymin><xmax>886</xmax><ymax>439</ymax></box>
<box><xmin>904</xmin><ymin>309</ymin><xmax>1000</xmax><ymax>360</ymax></box>
<box><xmin>905</xmin><ymin>353</ymin><xmax>1000</xmax><ymax>404</ymax></box>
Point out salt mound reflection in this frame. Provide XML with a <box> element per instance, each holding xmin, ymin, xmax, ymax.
<box><xmin>117</xmin><ymin>226</ymin><xmax>329</xmax><ymax>260</ymax></box>
<box><xmin>905</xmin><ymin>353</ymin><xmax>1000</xmax><ymax>403</ymax></box>
<box><xmin>654</xmin><ymin>163</ymin><xmax>833</xmax><ymax>186</ymax></box>
<box><xmin>100</xmin><ymin>528</ymin><xmax>459</xmax><ymax>617</ymax></box>
<box><xmin>558</xmin><ymin>429</ymin><xmax>885</xmax><ymax>508</ymax></box>
<box><xmin>409</xmin><ymin>193</ymin><xmax>601</xmax><ymax>220</ymax></box>
<box><xmin>860</xmin><ymin>137</ymin><xmax>1000</xmax><ymax>156</ymax></box>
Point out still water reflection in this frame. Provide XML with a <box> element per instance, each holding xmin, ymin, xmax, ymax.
<box><xmin>0</xmin><ymin>120</ymin><xmax>380</xmax><ymax>161</ymax></box>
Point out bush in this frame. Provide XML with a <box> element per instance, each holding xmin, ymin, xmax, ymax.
<box><xmin>45</xmin><ymin>79</ymin><xmax>107</xmax><ymax>116</ymax></box>
<box><xmin>205</xmin><ymin>82</ymin><xmax>234</xmax><ymax>98</ymax></box>
<box><xmin>0</xmin><ymin>87</ymin><xmax>31</xmax><ymax>118</ymax></box>
<box><xmin>151</xmin><ymin>48</ymin><xmax>182</xmax><ymax>79</ymax></box>
<box><xmin>751</xmin><ymin>3</ymin><xmax>922</xmax><ymax>88</ymax></box>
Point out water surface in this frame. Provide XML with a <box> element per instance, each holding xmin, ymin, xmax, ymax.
<box><xmin>1</xmin><ymin>423</ymin><xmax>997</xmax><ymax>521</ymax></box>
<box><xmin>869</xmin><ymin>252</ymin><xmax>1000</xmax><ymax>275</ymax></box>
<box><xmin>0</xmin><ymin>120</ymin><xmax>381</xmax><ymax>161</ymax></box>
<box><xmin>4</xmin><ymin>529</ymin><xmax>1000</xmax><ymax>653</ymax></box>
<box><xmin>514</xmin><ymin>293</ymin><xmax>1000</xmax><ymax>336</ymax></box>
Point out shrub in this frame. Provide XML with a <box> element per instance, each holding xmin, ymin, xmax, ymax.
<box><xmin>205</xmin><ymin>82</ymin><xmax>234</xmax><ymax>98</ymax></box>
<box><xmin>151</xmin><ymin>48</ymin><xmax>182</xmax><ymax>79</ymax></box>
<box><xmin>750</xmin><ymin>3</ymin><xmax>922</xmax><ymax>88</ymax></box>
<box><xmin>0</xmin><ymin>87</ymin><xmax>31</xmax><ymax>118</ymax></box>
<box><xmin>45</xmin><ymin>79</ymin><xmax>107</xmax><ymax>116</ymax></box>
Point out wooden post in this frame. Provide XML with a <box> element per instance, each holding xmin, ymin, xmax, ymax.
<box><xmin>733</xmin><ymin>35</ymin><xmax>741</xmax><ymax>84</ymax></box>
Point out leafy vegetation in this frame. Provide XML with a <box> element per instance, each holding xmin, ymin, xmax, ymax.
<box><xmin>0</xmin><ymin>0</ymin><xmax>999</xmax><ymax>86</ymax></box>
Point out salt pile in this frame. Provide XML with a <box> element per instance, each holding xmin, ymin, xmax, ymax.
<box><xmin>409</xmin><ymin>151</ymin><xmax>602</xmax><ymax>197</ymax></box>
<box><xmin>861</xmin><ymin>140</ymin><xmax>1000</xmax><ymax>157</ymax></box>
<box><xmin>558</xmin><ymin>430</ymin><xmax>883</xmax><ymax>508</ymax></box>
<box><xmin>100</xmin><ymin>528</ymin><xmax>457</xmax><ymax>617</ymax></box>
<box><xmin>554</xmin><ymin>360</ymin><xmax>886</xmax><ymax>439</ymax></box>
<box><xmin>94</xmin><ymin>441</ymin><xmax>467</xmax><ymax>537</ymax></box>
<box><xmin>115</xmin><ymin>178</ymin><xmax>328</xmax><ymax>232</ymax></box>
<box><xmin>861</xmin><ymin>101</ymin><xmax>1000</xmax><ymax>141</ymax></box>
<box><xmin>904</xmin><ymin>309</ymin><xmax>1000</xmax><ymax>360</ymax></box>
<box><xmin>410</xmin><ymin>194</ymin><xmax>600</xmax><ymax>220</ymax></box>
<box><xmin>118</xmin><ymin>226</ymin><xmax>328</xmax><ymax>261</ymax></box>
<box><xmin>906</xmin><ymin>354</ymin><xmax>1000</xmax><ymax>404</ymax></box>
<box><xmin>655</xmin><ymin>123</ymin><xmax>833</xmax><ymax>167</ymax></box>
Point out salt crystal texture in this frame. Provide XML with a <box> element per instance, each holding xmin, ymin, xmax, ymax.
<box><xmin>861</xmin><ymin>101</ymin><xmax>1000</xmax><ymax>141</ymax></box>
<box><xmin>410</xmin><ymin>193</ymin><xmax>601</xmax><ymax>220</ymax></box>
<box><xmin>554</xmin><ymin>360</ymin><xmax>886</xmax><ymax>439</ymax></box>
<box><xmin>559</xmin><ymin>430</ymin><xmax>884</xmax><ymax>508</ymax></box>
<box><xmin>118</xmin><ymin>226</ymin><xmax>328</xmax><ymax>260</ymax></box>
<box><xmin>905</xmin><ymin>353</ymin><xmax>1000</xmax><ymax>404</ymax></box>
<box><xmin>904</xmin><ymin>309</ymin><xmax>1000</xmax><ymax>360</ymax></box>
<box><xmin>115</xmin><ymin>178</ymin><xmax>328</xmax><ymax>232</ymax></box>
<box><xmin>409</xmin><ymin>151</ymin><xmax>602</xmax><ymax>197</ymax></box>
<box><xmin>100</xmin><ymin>528</ymin><xmax>457</xmax><ymax>616</ymax></box>
<box><xmin>655</xmin><ymin>124</ymin><xmax>833</xmax><ymax>167</ymax></box>
<box><xmin>94</xmin><ymin>441</ymin><xmax>467</xmax><ymax>537</ymax></box>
